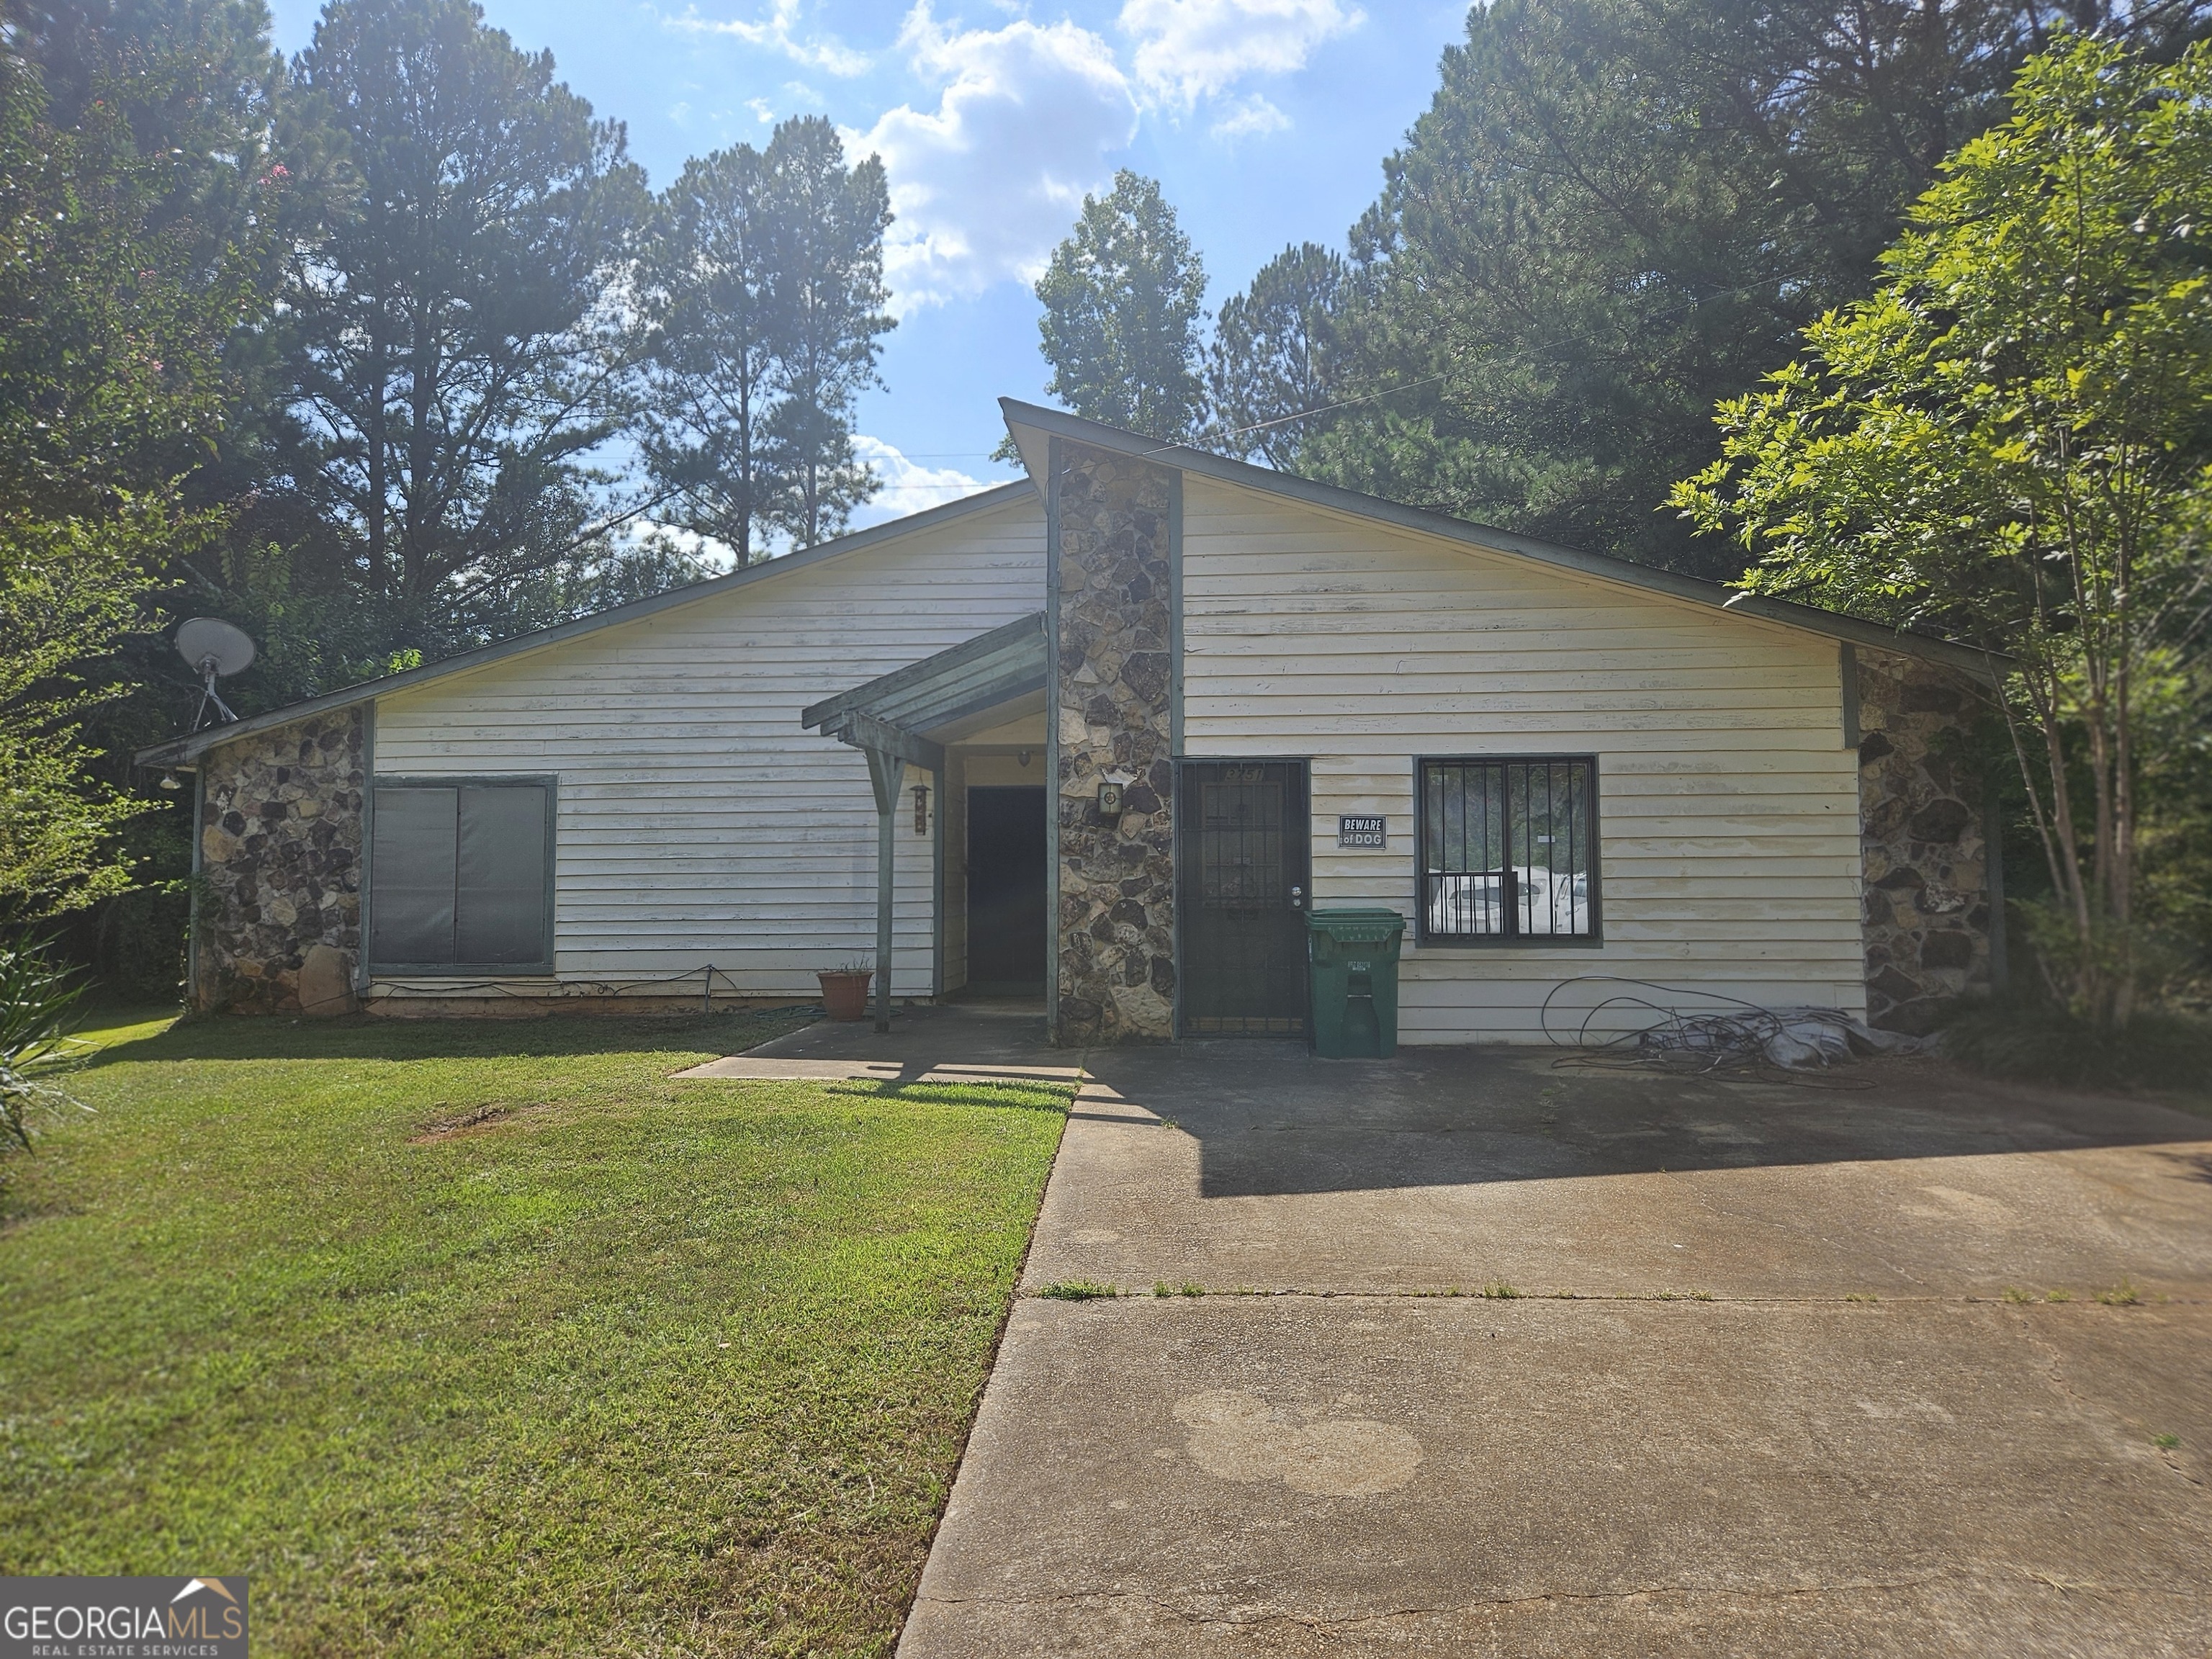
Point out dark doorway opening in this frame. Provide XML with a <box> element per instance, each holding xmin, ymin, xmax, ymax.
<box><xmin>967</xmin><ymin>786</ymin><xmax>1046</xmax><ymax>993</ymax></box>
<box><xmin>1177</xmin><ymin>760</ymin><xmax>1312</xmax><ymax>1035</ymax></box>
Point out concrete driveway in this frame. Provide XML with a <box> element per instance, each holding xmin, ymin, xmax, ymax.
<box><xmin>889</xmin><ymin>1022</ymin><xmax>2212</xmax><ymax>1657</ymax></box>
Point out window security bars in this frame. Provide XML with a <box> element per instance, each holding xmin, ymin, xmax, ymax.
<box><xmin>1420</xmin><ymin>758</ymin><xmax>1596</xmax><ymax>941</ymax></box>
<box><xmin>1198</xmin><ymin>775</ymin><xmax>1285</xmax><ymax>908</ymax></box>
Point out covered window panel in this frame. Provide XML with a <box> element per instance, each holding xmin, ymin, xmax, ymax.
<box><xmin>457</xmin><ymin>785</ymin><xmax>549</xmax><ymax>963</ymax></box>
<box><xmin>1419</xmin><ymin>758</ymin><xmax>1598</xmax><ymax>943</ymax></box>
<box><xmin>370</xmin><ymin>778</ymin><xmax>553</xmax><ymax>971</ymax></box>
<box><xmin>369</xmin><ymin>788</ymin><xmax>458</xmax><ymax>964</ymax></box>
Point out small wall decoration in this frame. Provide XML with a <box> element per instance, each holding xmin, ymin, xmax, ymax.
<box><xmin>1339</xmin><ymin>814</ymin><xmax>1387</xmax><ymax>849</ymax></box>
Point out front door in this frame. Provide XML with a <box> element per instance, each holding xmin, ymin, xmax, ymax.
<box><xmin>1177</xmin><ymin>760</ymin><xmax>1310</xmax><ymax>1035</ymax></box>
<box><xmin>967</xmin><ymin>786</ymin><xmax>1046</xmax><ymax>991</ymax></box>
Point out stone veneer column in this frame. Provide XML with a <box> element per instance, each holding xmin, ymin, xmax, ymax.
<box><xmin>1856</xmin><ymin>651</ymin><xmax>1994</xmax><ymax>1032</ymax></box>
<box><xmin>1051</xmin><ymin>441</ymin><xmax>1177</xmax><ymax>1045</ymax></box>
<box><xmin>196</xmin><ymin>709</ymin><xmax>367</xmax><ymax>1015</ymax></box>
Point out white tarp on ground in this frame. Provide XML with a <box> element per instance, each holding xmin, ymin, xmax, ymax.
<box><xmin>1759</xmin><ymin>1008</ymin><xmax>1930</xmax><ymax>1069</ymax></box>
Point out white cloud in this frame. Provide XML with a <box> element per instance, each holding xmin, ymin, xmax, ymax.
<box><xmin>1118</xmin><ymin>0</ymin><xmax>1362</xmax><ymax>107</ymax></box>
<box><xmin>855</xmin><ymin>3</ymin><xmax>1139</xmax><ymax>307</ymax></box>
<box><xmin>850</xmin><ymin>435</ymin><xmax>999</xmax><ymax>527</ymax></box>
<box><xmin>1210</xmin><ymin>92</ymin><xmax>1288</xmax><ymax>138</ymax></box>
<box><xmin>745</xmin><ymin>96</ymin><xmax>775</xmax><ymax>122</ymax></box>
<box><xmin>661</xmin><ymin>0</ymin><xmax>871</xmax><ymax>78</ymax></box>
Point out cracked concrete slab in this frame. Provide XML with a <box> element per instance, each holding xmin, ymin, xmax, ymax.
<box><xmin>896</xmin><ymin>1022</ymin><xmax>2212</xmax><ymax>1656</ymax></box>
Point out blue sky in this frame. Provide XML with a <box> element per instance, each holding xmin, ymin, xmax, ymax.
<box><xmin>263</xmin><ymin>0</ymin><xmax>1470</xmax><ymax>532</ymax></box>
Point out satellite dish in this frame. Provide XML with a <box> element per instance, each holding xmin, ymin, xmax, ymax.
<box><xmin>175</xmin><ymin>617</ymin><xmax>257</xmax><ymax>730</ymax></box>
<box><xmin>176</xmin><ymin>617</ymin><xmax>256</xmax><ymax>678</ymax></box>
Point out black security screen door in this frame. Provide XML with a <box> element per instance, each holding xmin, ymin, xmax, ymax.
<box><xmin>1177</xmin><ymin>760</ymin><xmax>1310</xmax><ymax>1035</ymax></box>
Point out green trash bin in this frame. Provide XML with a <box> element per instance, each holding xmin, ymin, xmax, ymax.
<box><xmin>1306</xmin><ymin>908</ymin><xmax>1407</xmax><ymax>1058</ymax></box>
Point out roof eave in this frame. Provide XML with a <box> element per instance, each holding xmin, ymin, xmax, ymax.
<box><xmin>134</xmin><ymin>482</ymin><xmax>1038</xmax><ymax>770</ymax></box>
<box><xmin>996</xmin><ymin>399</ymin><xmax>2002</xmax><ymax>684</ymax></box>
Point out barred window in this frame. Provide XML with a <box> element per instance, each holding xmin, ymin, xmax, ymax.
<box><xmin>1419</xmin><ymin>758</ymin><xmax>1598</xmax><ymax>943</ymax></box>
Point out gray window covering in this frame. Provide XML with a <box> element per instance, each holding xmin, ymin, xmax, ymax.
<box><xmin>370</xmin><ymin>788</ymin><xmax>459</xmax><ymax>964</ymax></box>
<box><xmin>370</xmin><ymin>781</ymin><xmax>551</xmax><ymax>969</ymax></box>
<box><xmin>457</xmin><ymin>785</ymin><xmax>548</xmax><ymax>963</ymax></box>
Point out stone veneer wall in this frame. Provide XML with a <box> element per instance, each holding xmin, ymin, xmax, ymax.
<box><xmin>1856</xmin><ymin>651</ymin><xmax>1993</xmax><ymax>1032</ymax></box>
<box><xmin>1053</xmin><ymin>442</ymin><xmax>1177</xmax><ymax>1044</ymax></box>
<box><xmin>195</xmin><ymin>709</ymin><xmax>366</xmax><ymax>1015</ymax></box>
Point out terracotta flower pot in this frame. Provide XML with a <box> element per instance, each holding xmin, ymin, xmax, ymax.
<box><xmin>819</xmin><ymin>970</ymin><xmax>872</xmax><ymax>1022</ymax></box>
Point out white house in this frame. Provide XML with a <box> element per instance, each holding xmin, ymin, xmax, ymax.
<box><xmin>139</xmin><ymin>401</ymin><xmax>2000</xmax><ymax>1044</ymax></box>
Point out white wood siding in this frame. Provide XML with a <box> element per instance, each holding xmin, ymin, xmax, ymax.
<box><xmin>1179</xmin><ymin>477</ymin><xmax>1863</xmax><ymax>1043</ymax></box>
<box><xmin>369</xmin><ymin>496</ymin><xmax>1046</xmax><ymax>998</ymax></box>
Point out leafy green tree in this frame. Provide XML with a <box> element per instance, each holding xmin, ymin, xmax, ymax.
<box><xmin>1671</xmin><ymin>32</ymin><xmax>2212</xmax><ymax>1027</ymax></box>
<box><xmin>1303</xmin><ymin>0</ymin><xmax>2210</xmax><ymax>576</ymax></box>
<box><xmin>1033</xmin><ymin>171</ymin><xmax>1208</xmax><ymax>443</ymax></box>
<box><xmin>282</xmin><ymin>0</ymin><xmax>649</xmax><ymax>649</ymax></box>
<box><xmin>13</xmin><ymin>0</ymin><xmax>289</xmax><ymax>274</ymax></box>
<box><xmin>0</xmin><ymin>19</ymin><xmax>273</xmax><ymax>920</ymax></box>
<box><xmin>1205</xmin><ymin>242</ymin><xmax>1345</xmax><ymax>468</ymax></box>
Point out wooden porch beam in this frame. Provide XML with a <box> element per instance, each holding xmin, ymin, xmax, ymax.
<box><xmin>828</xmin><ymin>711</ymin><xmax>945</xmax><ymax>774</ymax></box>
<box><xmin>863</xmin><ymin>744</ymin><xmax>903</xmax><ymax>1034</ymax></box>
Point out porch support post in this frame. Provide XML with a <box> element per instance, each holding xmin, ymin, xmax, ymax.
<box><xmin>864</xmin><ymin>745</ymin><xmax>903</xmax><ymax>1035</ymax></box>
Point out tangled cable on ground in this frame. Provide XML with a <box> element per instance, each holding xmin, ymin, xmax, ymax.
<box><xmin>1540</xmin><ymin>976</ymin><xmax>1924</xmax><ymax>1088</ymax></box>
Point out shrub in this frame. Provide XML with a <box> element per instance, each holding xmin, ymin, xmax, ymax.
<box><xmin>0</xmin><ymin>935</ymin><xmax>89</xmax><ymax>1155</ymax></box>
<box><xmin>1940</xmin><ymin>993</ymin><xmax>2212</xmax><ymax>1096</ymax></box>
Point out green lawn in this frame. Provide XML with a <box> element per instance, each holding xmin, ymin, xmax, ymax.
<box><xmin>0</xmin><ymin>1008</ymin><xmax>1070</xmax><ymax>1656</ymax></box>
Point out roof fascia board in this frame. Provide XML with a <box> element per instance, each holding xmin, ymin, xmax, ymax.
<box><xmin>137</xmin><ymin>482</ymin><xmax>1038</xmax><ymax>769</ymax></box>
<box><xmin>997</xmin><ymin>398</ymin><xmax>1997</xmax><ymax>683</ymax></box>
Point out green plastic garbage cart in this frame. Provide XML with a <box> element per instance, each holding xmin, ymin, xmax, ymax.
<box><xmin>1306</xmin><ymin>908</ymin><xmax>1407</xmax><ymax>1058</ymax></box>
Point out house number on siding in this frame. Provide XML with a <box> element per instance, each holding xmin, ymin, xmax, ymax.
<box><xmin>1338</xmin><ymin>815</ymin><xmax>1387</xmax><ymax>849</ymax></box>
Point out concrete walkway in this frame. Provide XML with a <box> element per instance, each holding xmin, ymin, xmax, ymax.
<box><xmin>675</xmin><ymin>1000</ymin><xmax>1082</xmax><ymax>1084</ymax></box>
<box><xmin>883</xmin><ymin>1021</ymin><xmax>2212</xmax><ymax>1657</ymax></box>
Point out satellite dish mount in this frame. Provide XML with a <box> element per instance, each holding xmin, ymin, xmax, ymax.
<box><xmin>175</xmin><ymin>618</ymin><xmax>257</xmax><ymax>732</ymax></box>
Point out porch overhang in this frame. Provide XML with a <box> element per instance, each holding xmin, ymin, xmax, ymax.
<box><xmin>801</xmin><ymin>613</ymin><xmax>1048</xmax><ymax>1030</ymax></box>
<box><xmin>802</xmin><ymin>612</ymin><xmax>1047</xmax><ymax>753</ymax></box>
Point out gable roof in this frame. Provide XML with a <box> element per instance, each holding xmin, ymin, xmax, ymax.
<box><xmin>135</xmin><ymin>481</ymin><xmax>1038</xmax><ymax>770</ymax></box>
<box><xmin>998</xmin><ymin>398</ymin><xmax>1997</xmax><ymax>682</ymax></box>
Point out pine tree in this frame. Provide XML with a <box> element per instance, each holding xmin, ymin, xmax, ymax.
<box><xmin>636</xmin><ymin>117</ymin><xmax>891</xmax><ymax>560</ymax></box>
<box><xmin>1204</xmin><ymin>242</ymin><xmax>1346</xmax><ymax>467</ymax></box>
<box><xmin>637</xmin><ymin>143</ymin><xmax>783</xmax><ymax>564</ymax></box>
<box><xmin>282</xmin><ymin>0</ymin><xmax>648</xmax><ymax>647</ymax></box>
<box><xmin>763</xmin><ymin>118</ymin><xmax>892</xmax><ymax>552</ymax></box>
<box><xmin>1302</xmin><ymin>0</ymin><xmax>2212</xmax><ymax>576</ymax></box>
